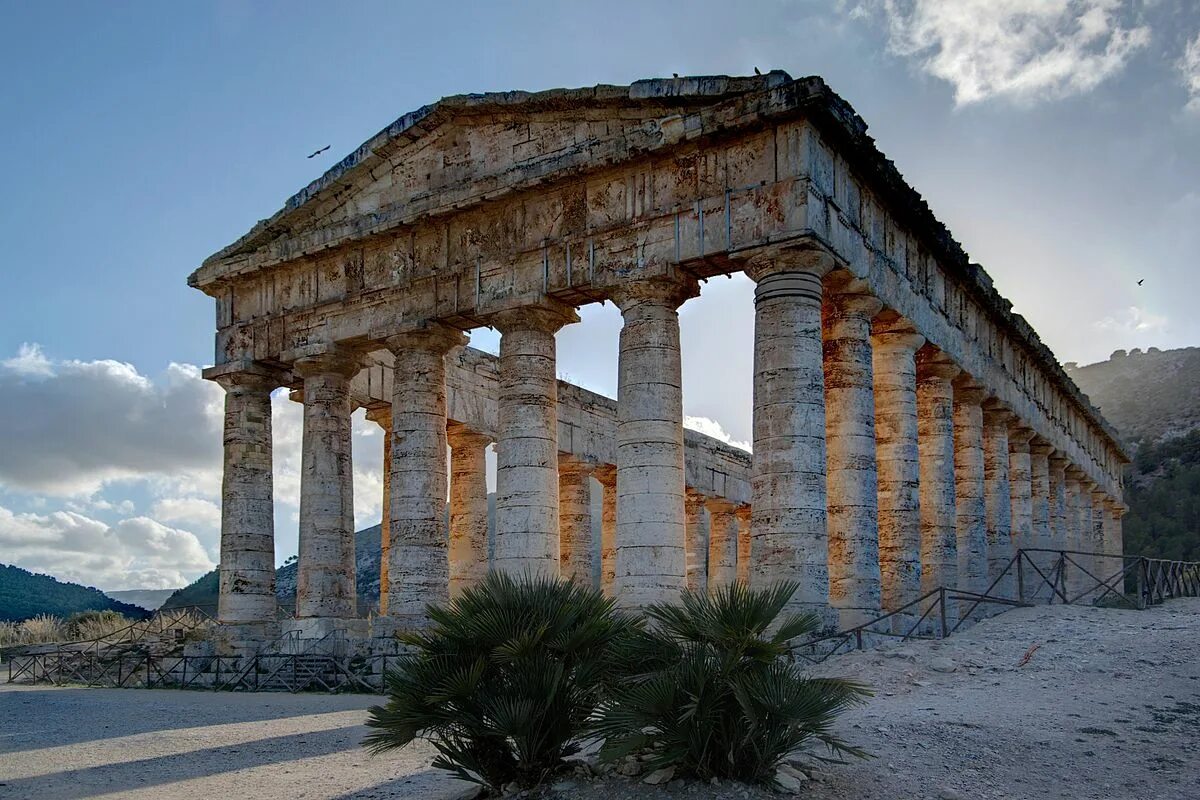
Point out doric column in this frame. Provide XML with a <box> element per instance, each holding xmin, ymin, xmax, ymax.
<box><xmin>1089</xmin><ymin>487</ymin><xmax>1110</xmax><ymax>591</ymax></box>
<box><xmin>594</xmin><ymin>465</ymin><xmax>617</xmax><ymax>596</ymax></box>
<box><xmin>364</xmin><ymin>407</ymin><xmax>393</xmax><ymax>615</ymax></box>
<box><xmin>612</xmin><ymin>277</ymin><xmax>698</xmax><ymax>608</ymax></box>
<box><xmin>916</xmin><ymin>347</ymin><xmax>959</xmax><ymax>618</ymax></box>
<box><xmin>1048</xmin><ymin>454</ymin><xmax>1069</xmax><ymax>551</ymax></box>
<box><xmin>736</xmin><ymin>505</ymin><xmax>752</xmax><ymax>585</ymax></box>
<box><xmin>448</xmin><ymin>424</ymin><xmax>491</xmax><ymax>599</ymax></box>
<box><xmin>294</xmin><ymin>348</ymin><xmax>362</xmax><ymax>619</ymax></box>
<box><xmin>559</xmin><ymin>456</ymin><xmax>597</xmax><ymax>586</ymax></box>
<box><xmin>1029</xmin><ymin>440</ymin><xmax>1053</xmax><ymax>552</ymax></box>
<box><xmin>1008</xmin><ymin>425</ymin><xmax>1035</xmax><ymax>553</ymax></box>
<box><xmin>953</xmin><ymin>378</ymin><xmax>988</xmax><ymax>604</ymax></box>
<box><xmin>706</xmin><ymin>498</ymin><xmax>738</xmax><ymax>590</ymax></box>
<box><xmin>822</xmin><ymin>279</ymin><xmax>884</xmax><ymax>628</ymax></box>
<box><xmin>386</xmin><ymin>326</ymin><xmax>467</xmax><ymax>628</ymax></box>
<box><xmin>1063</xmin><ymin>467</ymin><xmax>1085</xmax><ymax>599</ymax></box>
<box><xmin>492</xmin><ymin>303</ymin><xmax>578</xmax><ymax>577</ymax></box>
<box><xmin>1104</xmin><ymin>500</ymin><xmax>1126</xmax><ymax>560</ymax></box>
<box><xmin>683</xmin><ymin>490</ymin><xmax>709</xmax><ymax>592</ymax></box>
<box><xmin>982</xmin><ymin>401</ymin><xmax>1016</xmax><ymax>600</ymax></box>
<box><xmin>212</xmin><ymin>366</ymin><xmax>280</xmax><ymax>636</ymax></box>
<box><xmin>747</xmin><ymin>250</ymin><xmax>835</xmax><ymax>618</ymax></box>
<box><xmin>872</xmin><ymin>318</ymin><xmax>925</xmax><ymax>617</ymax></box>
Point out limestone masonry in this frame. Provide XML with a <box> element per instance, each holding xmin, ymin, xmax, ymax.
<box><xmin>189</xmin><ymin>72</ymin><xmax>1128</xmax><ymax>648</ymax></box>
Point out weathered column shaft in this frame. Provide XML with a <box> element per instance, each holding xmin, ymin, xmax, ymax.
<box><xmin>953</xmin><ymin>381</ymin><xmax>988</xmax><ymax>601</ymax></box>
<box><xmin>916</xmin><ymin>348</ymin><xmax>959</xmax><ymax>611</ymax></box>
<box><xmin>748</xmin><ymin>253</ymin><xmax>834</xmax><ymax>617</ymax></box>
<box><xmin>1048</xmin><ymin>456</ymin><xmax>1069</xmax><ymax>550</ymax></box>
<box><xmin>982</xmin><ymin>404</ymin><xmax>1015</xmax><ymax>598</ymax></box>
<box><xmin>1063</xmin><ymin>474</ymin><xmax>1084</xmax><ymax>598</ymax></box>
<box><xmin>215</xmin><ymin>371</ymin><xmax>278</xmax><ymax>631</ymax></box>
<box><xmin>1029</xmin><ymin>443</ymin><xmax>1052</xmax><ymax>552</ymax></box>
<box><xmin>1008</xmin><ymin>428</ymin><xmax>1035</xmax><ymax>552</ymax></box>
<box><xmin>872</xmin><ymin>325</ymin><xmax>925</xmax><ymax>616</ymax></box>
<box><xmin>448</xmin><ymin>426</ymin><xmax>490</xmax><ymax>599</ymax></box>
<box><xmin>559</xmin><ymin>457</ymin><xmax>597</xmax><ymax>586</ymax></box>
<box><xmin>1089</xmin><ymin>488</ymin><xmax>1110</xmax><ymax>587</ymax></box>
<box><xmin>736</xmin><ymin>506</ymin><xmax>752</xmax><ymax>585</ymax></box>
<box><xmin>387</xmin><ymin>327</ymin><xmax>466</xmax><ymax>627</ymax></box>
<box><xmin>613</xmin><ymin>279</ymin><xmax>696</xmax><ymax>608</ymax></box>
<box><xmin>595</xmin><ymin>465</ymin><xmax>617</xmax><ymax>596</ymax></box>
<box><xmin>684</xmin><ymin>491</ymin><xmax>709</xmax><ymax>592</ymax></box>
<box><xmin>493</xmin><ymin>305</ymin><xmax>577</xmax><ymax>576</ymax></box>
<box><xmin>296</xmin><ymin>351</ymin><xmax>360</xmax><ymax>619</ymax></box>
<box><xmin>706</xmin><ymin>499</ymin><xmax>738</xmax><ymax>590</ymax></box>
<box><xmin>823</xmin><ymin>286</ymin><xmax>884</xmax><ymax>628</ymax></box>
<box><xmin>1104</xmin><ymin>501</ymin><xmax>1125</xmax><ymax>560</ymax></box>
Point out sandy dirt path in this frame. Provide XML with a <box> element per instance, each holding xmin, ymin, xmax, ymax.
<box><xmin>1</xmin><ymin>599</ymin><xmax>1196</xmax><ymax>800</ymax></box>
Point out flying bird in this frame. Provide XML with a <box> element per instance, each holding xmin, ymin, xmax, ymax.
<box><xmin>1138</xmin><ymin>279</ymin><xmax>1144</xmax><ymax>286</ymax></box>
<box><xmin>307</xmin><ymin>145</ymin><xmax>331</xmax><ymax>159</ymax></box>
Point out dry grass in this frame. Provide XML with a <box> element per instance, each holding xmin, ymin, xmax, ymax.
<box><xmin>0</xmin><ymin>611</ymin><xmax>137</xmax><ymax>647</ymax></box>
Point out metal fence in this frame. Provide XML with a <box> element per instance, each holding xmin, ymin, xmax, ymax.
<box><xmin>6</xmin><ymin>548</ymin><xmax>1199</xmax><ymax>691</ymax></box>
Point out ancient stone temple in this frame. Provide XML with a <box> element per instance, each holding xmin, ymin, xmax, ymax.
<box><xmin>189</xmin><ymin>72</ymin><xmax>1128</xmax><ymax>650</ymax></box>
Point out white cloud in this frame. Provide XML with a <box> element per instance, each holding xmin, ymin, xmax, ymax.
<box><xmin>1094</xmin><ymin>305</ymin><xmax>1169</xmax><ymax>335</ymax></box>
<box><xmin>1181</xmin><ymin>31</ymin><xmax>1200</xmax><ymax>112</ymax></box>
<box><xmin>869</xmin><ymin>0</ymin><xmax>1150</xmax><ymax>105</ymax></box>
<box><xmin>684</xmin><ymin>415</ymin><xmax>752</xmax><ymax>452</ymax></box>
<box><xmin>2</xmin><ymin>342</ymin><xmax>54</xmax><ymax>377</ymax></box>
<box><xmin>150</xmin><ymin>497</ymin><xmax>221</xmax><ymax>530</ymax></box>
<box><xmin>0</xmin><ymin>504</ymin><xmax>215</xmax><ymax>590</ymax></box>
<box><xmin>0</xmin><ymin>348</ymin><xmax>225</xmax><ymax>496</ymax></box>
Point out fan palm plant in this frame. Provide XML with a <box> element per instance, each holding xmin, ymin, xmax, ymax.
<box><xmin>363</xmin><ymin>571</ymin><xmax>639</xmax><ymax>791</ymax></box>
<box><xmin>595</xmin><ymin>581</ymin><xmax>870</xmax><ymax>786</ymax></box>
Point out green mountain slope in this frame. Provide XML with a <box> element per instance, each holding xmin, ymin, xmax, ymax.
<box><xmin>0</xmin><ymin>564</ymin><xmax>152</xmax><ymax>623</ymax></box>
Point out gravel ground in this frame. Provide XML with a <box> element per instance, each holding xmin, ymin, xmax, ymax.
<box><xmin>1</xmin><ymin>599</ymin><xmax>1196</xmax><ymax>800</ymax></box>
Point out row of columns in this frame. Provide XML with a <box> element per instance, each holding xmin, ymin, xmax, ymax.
<box><xmin>214</xmin><ymin>249</ymin><xmax>1125</xmax><ymax>638</ymax></box>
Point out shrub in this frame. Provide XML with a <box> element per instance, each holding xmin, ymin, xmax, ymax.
<box><xmin>595</xmin><ymin>581</ymin><xmax>869</xmax><ymax>786</ymax></box>
<box><xmin>16</xmin><ymin>614</ymin><xmax>65</xmax><ymax>644</ymax></box>
<box><xmin>363</xmin><ymin>572</ymin><xmax>639</xmax><ymax>791</ymax></box>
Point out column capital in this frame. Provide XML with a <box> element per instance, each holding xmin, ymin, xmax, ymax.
<box><xmin>557</xmin><ymin>453</ymin><xmax>599</xmax><ymax>478</ymax></box>
<box><xmin>982</xmin><ymin>399</ymin><xmax>1016</xmax><ymax>427</ymax></box>
<box><xmin>593</xmin><ymin>463</ymin><xmax>617</xmax><ymax>486</ymax></box>
<box><xmin>1030</xmin><ymin>438</ymin><xmax>1056</xmax><ymax>457</ymax></box>
<box><xmin>734</xmin><ymin>503</ymin><xmax>752</xmax><ymax>523</ymax></box>
<box><xmin>447</xmin><ymin>422</ymin><xmax>492</xmax><ymax>450</ymax></box>
<box><xmin>383</xmin><ymin>322</ymin><xmax>469</xmax><ymax>355</ymax></box>
<box><xmin>872</xmin><ymin>311</ymin><xmax>925</xmax><ymax>352</ymax></box>
<box><xmin>1089</xmin><ymin>487</ymin><xmax>1107</xmax><ymax>502</ymax></box>
<box><xmin>609</xmin><ymin>275</ymin><xmax>700</xmax><ymax>312</ymax></box>
<box><xmin>1008</xmin><ymin>425</ymin><xmax>1037</xmax><ymax>448</ymax></box>
<box><xmin>705</xmin><ymin>496</ymin><xmax>737</xmax><ymax>515</ymax></box>
<box><xmin>363</xmin><ymin>405</ymin><xmax>392</xmax><ymax>430</ymax></box>
<box><xmin>952</xmin><ymin>374</ymin><xmax>986</xmax><ymax>405</ymax></box>
<box><xmin>291</xmin><ymin>344</ymin><xmax>364</xmax><ymax>379</ymax></box>
<box><xmin>824</xmin><ymin>286</ymin><xmax>884</xmax><ymax>320</ymax></box>
<box><xmin>684</xmin><ymin>488</ymin><xmax>709</xmax><ymax>511</ymax></box>
<box><xmin>1048</xmin><ymin>453</ymin><xmax>1070</xmax><ymax>471</ymax></box>
<box><xmin>1064</xmin><ymin>464</ymin><xmax>1087</xmax><ymax>482</ymax></box>
<box><xmin>916</xmin><ymin>344</ymin><xmax>961</xmax><ymax>381</ymax></box>
<box><xmin>744</xmin><ymin>243</ymin><xmax>838</xmax><ymax>282</ymax></box>
<box><xmin>205</xmin><ymin>360</ymin><xmax>286</xmax><ymax>393</ymax></box>
<box><xmin>489</xmin><ymin>300</ymin><xmax>580</xmax><ymax>334</ymax></box>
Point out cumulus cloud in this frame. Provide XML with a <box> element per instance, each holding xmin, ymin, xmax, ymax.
<box><xmin>1182</xmin><ymin>31</ymin><xmax>1200</xmax><ymax>112</ymax></box>
<box><xmin>150</xmin><ymin>497</ymin><xmax>222</xmax><ymax>530</ymax></box>
<box><xmin>0</xmin><ymin>347</ymin><xmax>224</xmax><ymax>496</ymax></box>
<box><xmin>0</xmin><ymin>504</ymin><xmax>215</xmax><ymax>590</ymax></box>
<box><xmin>1094</xmin><ymin>305</ymin><xmax>1169</xmax><ymax>335</ymax></box>
<box><xmin>867</xmin><ymin>0</ymin><xmax>1150</xmax><ymax>105</ymax></box>
<box><xmin>684</xmin><ymin>415</ymin><xmax>752</xmax><ymax>452</ymax></box>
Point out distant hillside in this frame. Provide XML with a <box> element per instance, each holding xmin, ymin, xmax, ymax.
<box><xmin>1065</xmin><ymin>347</ymin><xmax>1200</xmax><ymax>445</ymax></box>
<box><xmin>1068</xmin><ymin>347</ymin><xmax>1200</xmax><ymax>561</ymax></box>
<box><xmin>0</xmin><ymin>564</ymin><xmax>152</xmax><ymax>623</ymax></box>
<box><xmin>106</xmin><ymin>589</ymin><xmax>177</xmax><ymax>611</ymax></box>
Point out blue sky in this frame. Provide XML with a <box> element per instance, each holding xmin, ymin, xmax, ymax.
<box><xmin>1</xmin><ymin>1</ymin><xmax>1197</xmax><ymax>591</ymax></box>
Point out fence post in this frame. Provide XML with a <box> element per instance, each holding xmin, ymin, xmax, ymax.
<box><xmin>939</xmin><ymin>589</ymin><xmax>949</xmax><ymax>639</ymax></box>
<box><xmin>1136</xmin><ymin>558</ymin><xmax>1147</xmax><ymax>610</ymax></box>
<box><xmin>1061</xmin><ymin>553</ymin><xmax>1070</xmax><ymax>604</ymax></box>
<box><xmin>1017</xmin><ymin>552</ymin><xmax>1026</xmax><ymax>605</ymax></box>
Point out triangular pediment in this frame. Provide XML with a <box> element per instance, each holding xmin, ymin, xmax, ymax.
<box><xmin>201</xmin><ymin>72</ymin><xmax>797</xmax><ymax>269</ymax></box>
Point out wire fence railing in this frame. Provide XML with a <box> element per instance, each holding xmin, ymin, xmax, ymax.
<box><xmin>5</xmin><ymin>549</ymin><xmax>1198</xmax><ymax>691</ymax></box>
